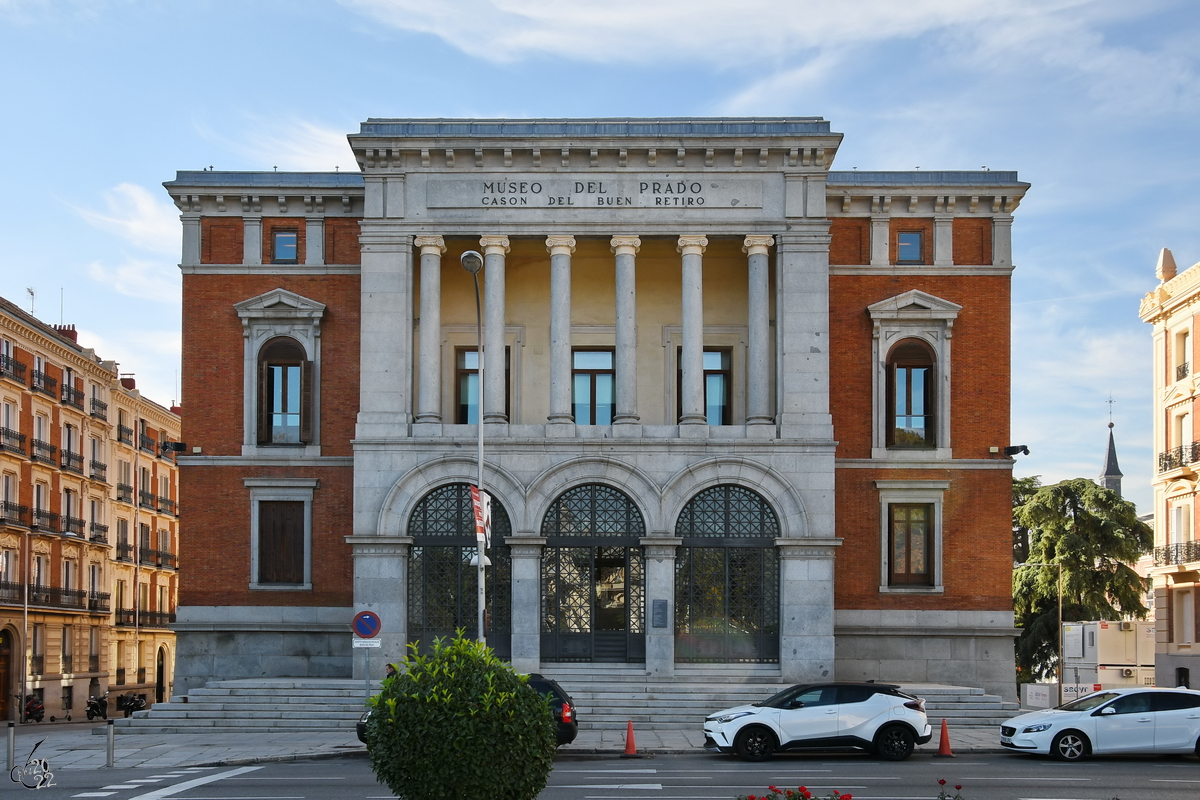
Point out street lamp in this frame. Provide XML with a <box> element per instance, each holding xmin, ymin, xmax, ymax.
<box><xmin>1016</xmin><ymin>561</ymin><xmax>1064</xmax><ymax>705</ymax></box>
<box><xmin>460</xmin><ymin>250</ymin><xmax>487</xmax><ymax>645</ymax></box>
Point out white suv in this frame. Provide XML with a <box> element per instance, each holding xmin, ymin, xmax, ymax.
<box><xmin>1001</xmin><ymin>686</ymin><xmax>1200</xmax><ymax>760</ymax></box>
<box><xmin>704</xmin><ymin>682</ymin><xmax>932</xmax><ymax>761</ymax></box>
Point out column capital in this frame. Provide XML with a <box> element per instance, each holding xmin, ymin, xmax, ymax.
<box><xmin>479</xmin><ymin>235</ymin><xmax>511</xmax><ymax>255</ymax></box>
<box><xmin>742</xmin><ymin>235</ymin><xmax>775</xmax><ymax>256</ymax></box>
<box><xmin>545</xmin><ymin>235</ymin><xmax>577</xmax><ymax>255</ymax></box>
<box><xmin>676</xmin><ymin>235</ymin><xmax>708</xmax><ymax>254</ymax></box>
<box><xmin>610</xmin><ymin>235</ymin><xmax>642</xmax><ymax>255</ymax></box>
<box><xmin>414</xmin><ymin>235</ymin><xmax>446</xmax><ymax>254</ymax></box>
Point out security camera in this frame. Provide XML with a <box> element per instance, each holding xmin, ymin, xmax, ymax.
<box><xmin>1004</xmin><ymin>445</ymin><xmax>1030</xmax><ymax>457</ymax></box>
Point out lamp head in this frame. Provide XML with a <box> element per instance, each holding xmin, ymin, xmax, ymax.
<box><xmin>460</xmin><ymin>250</ymin><xmax>484</xmax><ymax>274</ymax></box>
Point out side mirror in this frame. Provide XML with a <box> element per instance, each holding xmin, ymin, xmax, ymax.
<box><xmin>1098</xmin><ymin>706</ymin><xmax>1117</xmax><ymax>715</ymax></box>
<box><xmin>789</xmin><ymin>700</ymin><xmax>805</xmax><ymax>709</ymax></box>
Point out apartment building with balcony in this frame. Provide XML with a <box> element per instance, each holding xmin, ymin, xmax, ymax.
<box><xmin>167</xmin><ymin>117</ymin><xmax>1027</xmax><ymax>700</ymax></box>
<box><xmin>0</xmin><ymin>296</ymin><xmax>180</xmax><ymax>721</ymax></box>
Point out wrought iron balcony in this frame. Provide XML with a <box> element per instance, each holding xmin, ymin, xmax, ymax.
<box><xmin>147</xmin><ymin>550</ymin><xmax>178</xmax><ymax>570</ymax></box>
<box><xmin>87</xmin><ymin>591</ymin><xmax>110</xmax><ymax>613</ymax></box>
<box><xmin>0</xmin><ymin>427</ymin><xmax>25</xmax><ymax>455</ymax></box>
<box><xmin>90</xmin><ymin>398</ymin><xmax>108</xmax><ymax>421</ymax></box>
<box><xmin>139</xmin><ymin>434</ymin><xmax>156</xmax><ymax>453</ymax></box>
<box><xmin>61</xmin><ymin>450</ymin><xmax>83</xmax><ymax>474</ymax></box>
<box><xmin>139</xmin><ymin>611</ymin><xmax>176</xmax><ymax>629</ymax></box>
<box><xmin>61</xmin><ymin>655</ymin><xmax>73</xmax><ymax>674</ymax></box>
<box><xmin>30</xmin><ymin>370</ymin><xmax>56</xmax><ymax>396</ymax></box>
<box><xmin>31</xmin><ymin>509</ymin><xmax>58</xmax><ymax>531</ymax></box>
<box><xmin>158</xmin><ymin>497</ymin><xmax>176</xmax><ymax>515</ymax></box>
<box><xmin>138</xmin><ymin>490</ymin><xmax>156</xmax><ymax>510</ymax></box>
<box><xmin>88</xmin><ymin>655</ymin><xmax>99</xmax><ymax>672</ymax></box>
<box><xmin>0</xmin><ymin>580</ymin><xmax>23</xmax><ymax>604</ymax></box>
<box><xmin>1154</xmin><ymin>541</ymin><xmax>1200</xmax><ymax>566</ymax></box>
<box><xmin>1158</xmin><ymin>442</ymin><xmax>1200</xmax><ymax>472</ymax></box>
<box><xmin>0</xmin><ymin>353</ymin><xmax>25</xmax><ymax>384</ymax></box>
<box><xmin>88</xmin><ymin>522</ymin><xmax>108</xmax><ymax>544</ymax></box>
<box><xmin>138</xmin><ymin>548</ymin><xmax>157</xmax><ymax>566</ymax></box>
<box><xmin>30</xmin><ymin>655</ymin><xmax>43</xmax><ymax>676</ymax></box>
<box><xmin>30</xmin><ymin>439</ymin><xmax>56</xmax><ymax>465</ymax></box>
<box><xmin>62</xmin><ymin>516</ymin><xmax>85</xmax><ymax>536</ymax></box>
<box><xmin>0</xmin><ymin>501</ymin><xmax>28</xmax><ymax>528</ymax></box>
<box><xmin>1178</xmin><ymin>362</ymin><xmax>1191</xmax><ymax>382</ymax></box>
<box><xmin>117</xmin><ymin>425</ymin><xmax>133</xmax><ymax>445</ymax></box>
<box><xmin>61</xmin><ymin>385</ymin><xmax>84</xmax><ymax>410</ymax></box>
<box><xmin>28</xmin><ymin>585</ymin><xmax>86</xmax><ymax>609</ymax></box>
<box><xmin>115</xmin><ymin>667</ymin><xmax>125</xmax><ymax>685</ymax></box>
<box><xmin>89</xmin><ymin>460</ymin><xmax>107</xmax><ymax>482</ymax></box>
<box><xmin>116</xmin><ymin>483</ymin><xmax>133</xmax><ymax>503</ymax></box>
<box><xmin>116</xmin><ymin>542</ymin><xmax>133</xmax><ymax>562</ymax></box>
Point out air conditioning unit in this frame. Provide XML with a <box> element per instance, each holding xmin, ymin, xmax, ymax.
<box><xmin>1122</xmin><ymin>668</ymin><xmax>1136</xmax><ymax>678</ymax></box>
<box><xmin>1119</xmin><ymin>621</ymin><xmax>1134</xmax><ymax>632</ymax></box>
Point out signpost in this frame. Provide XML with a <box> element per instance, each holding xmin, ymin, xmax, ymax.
<box><xmin>352</xmin><ymin>611</ymin><xmax>382</xmax><ymax>702</ymax></box>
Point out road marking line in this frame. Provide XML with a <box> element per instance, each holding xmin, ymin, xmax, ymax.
<box><xmin>560</xmin><ymin>783</ymin><xmax>664</xmax><ymax>789</ymax></box>
<box><xmin>126</xmin><ymin>766</ymin><xmax>263</xmax><ymax>800</ymax></box>
<box><xmin>1152</xmin><ymin>779</ymin><xmax>1200</xmax><ymax>783</ymax></box>
<box><xmin>101</xmin><ymin>785</ymin><xmax>141</xmax><ymax>789</ymax></box>
<box><xmin>558</xmin><ymin>768</ymin><xmax>658</xmax><ymax>773</ymax></box>
<box><xmin>127</xmin><ymin>779</ymin><xmax>164</xmax><ymax>783</ymax></box>
<box><xmin>72</xmin><ymin>794</ymin><xmax>117</xmax><ymax>798</ymax></box>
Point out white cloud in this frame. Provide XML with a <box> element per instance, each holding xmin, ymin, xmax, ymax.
<box><xmin>77</xmin><ymin>326</ymin><xmax>180</xmax><ymax>408</ymax></box>
<box><xmin>86</xmin><ymin>257</ymin><xmax>180</xmax><ymax>305</ymax></box>
<box><xmin>75</xmin><ymin>184</ymin><xmax>180</xmax><ymax>256</ymax></box>
<box><xmin>195</xmin><ymin>118</ymin><xmax>354</xmax><ymax>173</ymax></box>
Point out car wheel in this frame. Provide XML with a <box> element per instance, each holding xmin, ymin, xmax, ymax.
<box><xmin>1051</xmin><ymin>730</ymin><xmax>1088</xmax><ymax>762</ymax></box>
<box><xmin>874</xmin><ymin>725</ymin><xmax>915</xmax><ymax>761</ymax></box>
<box><xmin>734</xmin><ymin>727</ymin><xmax>777</xmax><ymax>762</ymax></box>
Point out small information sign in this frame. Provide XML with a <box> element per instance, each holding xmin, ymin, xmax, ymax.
<box><xmin>353</xmin><ymin>638</ymin><xmax>382</xmax><ymax>648</ymax></box>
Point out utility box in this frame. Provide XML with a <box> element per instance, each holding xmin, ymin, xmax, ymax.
<box><xmin>1062</xmin><ymin>621</ymin><xmax>1155</xmax><ymax>689</ymax></box>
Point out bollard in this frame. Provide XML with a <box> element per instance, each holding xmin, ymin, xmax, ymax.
<box><xmin>6</xmin><ymin>721</ymin><xmax>12</xmax><ymax>773</ymax></box>
<box><xmin>106</xmin><ymin>719</ymin><xmax>114</xmax><ymax>767</ymax></box>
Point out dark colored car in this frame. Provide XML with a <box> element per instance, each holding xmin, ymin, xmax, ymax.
<box><xmin>355</xmin><ymin>673</ymin><xmax>578</xmax><ymax>747</ymax></box>
<box><xmin>527</xmin><ymin>673</ymin><xmax>578</xmax><ymax>746</ymax></box>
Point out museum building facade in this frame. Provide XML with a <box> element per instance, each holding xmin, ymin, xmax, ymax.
<box><xmin>166</xmin><ymin>118</ymin><xmax>1026</xmax><ymax>699</ymax></box>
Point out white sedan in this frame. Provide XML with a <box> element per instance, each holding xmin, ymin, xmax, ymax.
<box><xmin>1001</xmin><ymin>686</ymin><xmax>1200</xmax><ymax>761</ymax></box>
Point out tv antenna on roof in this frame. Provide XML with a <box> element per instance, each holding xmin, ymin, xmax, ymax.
<box><xmin>25</xmin><ymin>287</ymin><xmax>34</xmax><ymax>314</ymax></box>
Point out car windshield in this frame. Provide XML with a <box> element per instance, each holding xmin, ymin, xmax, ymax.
<box><xmin>1057</xmin><ymin>692</ymin><xmax>1119</xmax><ymax>711</ymax></box>
<box><xmin>757</xmin><ymin>684</ymin><xmax>810</xmax><ymax>708</ymax></box>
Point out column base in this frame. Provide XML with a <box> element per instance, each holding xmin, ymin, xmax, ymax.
<box><xmin>545</xmin><ymin>421</ymin><xmax>576</xmax><ymax>438</ymax></box>
<box><xmin>411</xmin><ymin>422</ymin><xmax>443</xmax><ymax>437</ymax></box>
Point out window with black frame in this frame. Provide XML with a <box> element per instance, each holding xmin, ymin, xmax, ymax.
<box><xmin>676</xmin><ymin>348</ymin><xmax>731</xmax><ymax>425</ymax></box>
<box><xmin>888</xmin><ymin>503</ymin><xmax>933</xmax><ymax>586</ymax></box>
<box><xmin>257</xmin><ymin>337</ymin><xmax>312</xmax><ymax>445</ymax></box>
<box><xmin>455</xmin><ymin>347</ymin><xmax>510</xmax><ymax>423</ymax></box>
<box><xmin>572</xmin><ymin>350</ymin><xmax>614</xmax><ymax>425</ymax></box>
<box><xmin>887</xmin><ymin>339</ymin><xmax>934</xmax><ymax>448</ymax></box>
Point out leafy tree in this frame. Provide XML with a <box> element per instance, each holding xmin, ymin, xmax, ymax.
<box><xmin>1013</xmin><ymin>478</ymin><xmax>1152</xmax><ymax>682</ymax></box>
<box><xmin>1012</xmin><ymin>475</ymin><xmax>1043</xmax><ymax>564</ymax></box>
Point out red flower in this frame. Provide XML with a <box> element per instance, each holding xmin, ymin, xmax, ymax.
<box><xmin>843</xmin><ymin>795</ymin><xmax>852</xmax><ymax>800</ymax></box>
<box><xmin>938</xmin><ymin>779</ymin><xmax>947</xmax><ymax>786</ymax></box>
<box><xmin>955</xmin><ymin>786</ymin><xmax>962</xmax><ymax>791</ymax></box>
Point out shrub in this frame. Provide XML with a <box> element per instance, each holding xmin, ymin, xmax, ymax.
<box><xmin>366</xmin><ymin>631</ymin><xmax>557</xmax><ymax>800</ymax></box>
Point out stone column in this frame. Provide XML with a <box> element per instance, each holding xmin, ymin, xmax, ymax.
<box><xmin>775</xmin><ymin>229</ymin><xmax>834</xmax><ymax>440</ymax></box>
<box><xmin>480</xmin><ymin>236</ymin><xmax>510</xmax><ymax>423</ymax></box>
<box><xmin>933</xmin><ymin>216</ymin><xmax>953</xmax><ymax>267</ymax></box>
<box><xmin>243</xmin><ymin>216</ymin><xmax>262</xmax><ymax>266</ymax></box>
<box><xmin>869</xmin><ymin>216</ymin><xmax>889</xmax><ymax>266</ymax></box>
<box><xmin>743</xmin><ymin>235</ymin><xmax>774</xmax><ymax>426</ymax></box>
<box><xmin>612</xmin><ymin>236</ymin><xmax>641</xmax><ymax>426</ymax></box>
<box><xmin>546</xmin><ymin>236</ymin><xmax>576</xmax><ymax>426</ymax></box>
<box><xmin>507</xmin><ymin>536</ymin><xmax>546</xmax><ymax>673</ymax></box>
<box><xmin>777</xmin><ymin>538</ymin><xmax>842</xmax><ymax>683</ymax></box>
<box><xmin>677</xmin><ymin>235</ymin><xmax>708</xmax><ymax>425</ymax></box>
<box><xmin>992</xmin><ymin>216</ymin><xmax>1014</xmax><ymax>268</ymax></box>
<box><xmin>641</xmin><ymin>537</ymin><xmax>681</xmax><ymax>678</ymax></box>
<box><xmin>305</xmin><ymin>218</ymin><xmax>325</xmax><ymax>266</ymax></box>
<box><xmin>180</xmin><ymin>213</ymin><xmax>200</xmax><ymax>267</ymax></box>
<box><xmin>348</xmin><ymin>536</ymin><xmax>412</xmax><ymax>677</ymax></box>
<box><xmin>357</xmin><ymin>229</ymin><xmax>413</xmax><ymax>437</ymax></box>
<box><xmin>414</xmin><ymin>236</ymin><xmax>446</xmax><ymax>424</ymax></box>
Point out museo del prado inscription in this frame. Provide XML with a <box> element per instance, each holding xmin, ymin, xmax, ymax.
<box><xmin>426</xmin><ymin>175</ymin><xmax>763</xmax><ymax>209</ymax></box>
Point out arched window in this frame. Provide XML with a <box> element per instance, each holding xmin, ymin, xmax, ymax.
<box><xmin>886</xmin><ymin>339</ymin><xmax>935</xmax><ymax>448</ymax></box>
<box><xmin>257</xmin><ymin>337</ymin><xmax>312</xmax><ymax>445</ymax></box>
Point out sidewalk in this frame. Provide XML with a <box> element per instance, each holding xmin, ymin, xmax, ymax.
<box><xmin>8</xmin><ymin>719</ymin><xmax>1003</xmax><ymax>771</ymax></box>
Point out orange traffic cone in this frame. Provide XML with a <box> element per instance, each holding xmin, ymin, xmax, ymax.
<box><xmin>934</xmin><ymin>718</ymin><xmax>955</xmax><ymax>758</ymax></box>
<box><xmin>621</xmin><ymin>720</ymin><xmax>642</xmax><ymax>758</ymax></box>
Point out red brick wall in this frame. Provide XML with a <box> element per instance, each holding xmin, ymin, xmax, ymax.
<box><xmin>834</xmin><ymin>468</ymin><xmax>1013</xmax><ymax>611</ymax></box>
<box><xmin>889</xmin><ymin>219</ymin><xmax>934</xmax><ymax>264</ymax></box>
<box><xmin>325</xmin><ymin>219</ymin><xmax>362</xmax><ymax>265</ymax></box>
<box><xmin>179</xmin><ymin>274</ymin><xmax>361</xmax><ymax>457</ymax></box>
<box><xmin>178</xmin><ymin>466</ymin><xmax>353</xmax><ymax>608</ymax></box>
<box><xmin>830</xmin><ymin>219</ymin><xmax>869</xmax><ymax>265</ymax></box>
<box><xmin>201</xmin><ymin>219</ymin><xmax>243</xmax><ymax>264</ymax></box>
<box><xmin>829</xmin><ymin>274</ymin><xmax>1011</xmax><ymax>459</ymax></box>
<box><xmin>952</xmin><ymin>218</ymin><xmax>993</xmax><ymax>265</ymax></box>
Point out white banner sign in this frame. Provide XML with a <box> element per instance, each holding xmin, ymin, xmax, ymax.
<box><xmin>353</xmin><ymin>638</ymin><xmax>382</xmax><ymax>648</ymax></box>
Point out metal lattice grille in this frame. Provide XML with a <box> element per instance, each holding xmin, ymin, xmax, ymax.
<box><xmin>674</xmin><ymin>484</ymin><xmax>779</xmax><ymax>663</ymax></box>
<box><xmin>406</xmin><ymin>483</ymin><xmax>512</xmax><ymax>657</ymax></box>
<box><xmin>541</xmin><ymin>484</ymin><xmax>646</xmax><ymax>538</ymax></box>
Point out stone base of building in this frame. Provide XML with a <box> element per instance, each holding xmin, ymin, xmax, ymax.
<box><xmin>1155</xmin><ymin>652</ymin><xmax>1199</xmax><ymax>689</ymax></box>
<box><xmin>835</xmin><ymin>609</ymin><xmax>1018</xmax><ymax>702</ymax></box>
<box><xmin>172</xmin><ymin>606</ymin><xmax>352</xmax><ymax>694</ymax></box>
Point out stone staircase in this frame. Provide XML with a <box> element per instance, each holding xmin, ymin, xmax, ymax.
<box><xmin>104</xmin><ymin>668</ymin><xmax>1017</xmax><ymax>735</ymax></box>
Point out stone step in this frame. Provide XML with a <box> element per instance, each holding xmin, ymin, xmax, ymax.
<box><xmin>143</xmin><ymin>709</ymin><xmax>364</xmax><ymax>720</ymax></box>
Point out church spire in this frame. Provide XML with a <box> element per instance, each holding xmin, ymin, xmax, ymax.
<box><xmin>1100</xmin><ymin>405</ymin><xmax>1123</xmax><ymax>497</ymax></box>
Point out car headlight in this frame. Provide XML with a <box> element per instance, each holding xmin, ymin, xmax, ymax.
<box><xmin>1022</xmin><ymin>723</ymin><xmax>1052</xmax><ymax>733</ymax></box>
<box><xmin>715</xmin><ymin>711</ymin><xmax>754</xmax><ymax>724</ymax></box>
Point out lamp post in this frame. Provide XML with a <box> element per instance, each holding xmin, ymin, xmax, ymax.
<box><xmin>460</xmin><ymin>250</ymin><xmax>487</xmax><ymax>645</ymax></box>
<box><xmin>1017</xmin><ymin>561</ymin><xmax>1064</xmax><ymax>705</ymax></box>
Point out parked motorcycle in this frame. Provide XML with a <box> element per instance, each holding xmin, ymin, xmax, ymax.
<box><xmin>22</xmin><ymin>694</ymin><xmax>44</xmax><ymax>723</ymax></box>
<box><xmin>85</xmin><ymin>691</ymin><xmax>109</xmax><ymax>721</ymax></box>
<box><xmin>116</xmin><ymin>692</ymin><xmax>146</xmax><ymax>718</ymax></box>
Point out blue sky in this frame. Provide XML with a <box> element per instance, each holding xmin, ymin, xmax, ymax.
<box><xmin>1</xmin><ymin>0</ymin><xmax>1198</xmax><ymax>513</ymax></box>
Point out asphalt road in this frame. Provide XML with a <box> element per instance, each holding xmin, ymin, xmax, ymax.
<box><xmin>4</xmin><ymin>751</ymin><xmax>1198</xmax><ymax>800</ymax></box>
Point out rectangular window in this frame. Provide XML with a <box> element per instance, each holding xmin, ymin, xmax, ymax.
<box><xmin>272</xmin><ymin>230</ymin><xmax>298</xmax><ymax>263</ymax></box>
<box><xmin>897</xmin><ymin>231</ymin><xmax>924</xmax><ymax>264</ymax></box>
<box><xmin>889</xmin><ymin>503</ymin><xmax>933</xmax><ymax>586</ymax></box>
<box><xmin>455</xmin><ymin>348</ymin><xmax>510</xmax><ymax>424</ymax></box>
<box><xmin>32</xmin><ymin>555</ymin><xmax>44</xmax><ymax>587</ymax></box>
<box><xmin>258</xmin><ymin>501</ymin><xmax>304</xmax><ymax>584</ymax></box>
<box><xmin>63</xmin><ymin>560</ymin><xmax>73</xmax><ymax>591</ymax></box>
<box><xmin>90</xmin><ymin>563</ymin><xmax>100</xmax><ymax>594</ymax></box>
<box><xmin>0</xmin><ymin>551</ymin><xmax>10</xmax><ymax>583</ymax></box>
<box><xmin>115</xmin><ymin>580</ymin><xmax>126</xmax><ymax>609</ymax></box>
<box><xmin>572</xmin><ymin>350</ymin><xmax>614</xmax><ymax>425</ymax></box>
<box><xmin>268</xmin><ymin>364</ymin><xmax>302</xmax><ymax>443</ymax></box>
<box><xmin>676</xmin><ymin>348</ymin><xmax>732</xmax><ymax>426</ymax></box>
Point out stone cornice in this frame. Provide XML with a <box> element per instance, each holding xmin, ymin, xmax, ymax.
<box><xmin>1141</xmin><ymin>260</ymin><xmax>1200</xmax><ymax>323</ymax></box>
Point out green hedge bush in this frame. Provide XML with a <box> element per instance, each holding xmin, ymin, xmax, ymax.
<box><xmin>366</xmin><ymin>631</ymin><xmax>557</xmax><ymax>800</ymax></box>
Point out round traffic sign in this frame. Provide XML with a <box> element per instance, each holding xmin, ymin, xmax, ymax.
<box><xmin>352</xmin><ymin>610</ymin><xmax>383</xmax><ymax>638</ymax></box>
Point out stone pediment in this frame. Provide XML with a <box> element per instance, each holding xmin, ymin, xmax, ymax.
<box><xmin>868</xmin><ymin>290</ymin><xmax>963</xmax><ymax>323</ymax></box>
<box><xmin>234</xmin><ymin>289</ymin><xmax>326</xmax><ymax>333</ymax></box>
<box><xmin>1165</xmin><ymin>478</ymin><xmax>1196</xmax><ymax>497</ymax></box>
